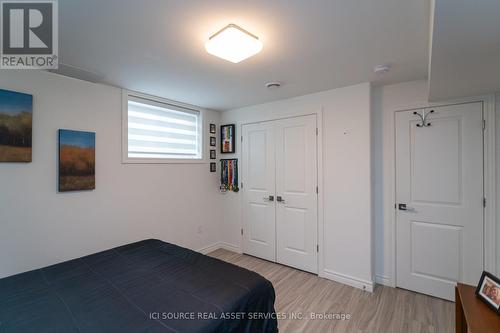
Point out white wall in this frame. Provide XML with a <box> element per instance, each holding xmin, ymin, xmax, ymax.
<box><xmin>219</xmin><ymin>83</ymin><xmax>374</xmax><ymax>289</ymax></box>
<box><xmin>0</xmin><ymin>70</ymin><xmax>222</xmax><ymax>278</ymax></box>
<box><xmin>371</xmin><ymin>80</ymin><xmax>429</xmax><ymax>284</ymax></box>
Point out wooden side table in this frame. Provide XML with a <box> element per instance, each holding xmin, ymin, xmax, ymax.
<box><xmin>455</xmin><ymin>283</ymin><xmax>500</xmax><ymax>333</ymax></box>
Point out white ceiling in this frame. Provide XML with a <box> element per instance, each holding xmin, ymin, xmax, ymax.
<box><xmin>59</xmin><ymin>0</ymin><xmax>430</xmax><ymax>111</ymax></box>
<box><xmin>429</xmin><ymin>0</ymin><xmax>500</xmax><ymax>101</ymax></box>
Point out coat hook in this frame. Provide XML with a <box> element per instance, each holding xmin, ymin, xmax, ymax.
<box><xmin>414</xmin><ymin>110</ymin><xmax>434</xmax><ymax>127</ymax></box>
<box><xmin>426</xmin><ymin>110</ymin><xmax>434</xmax><ymax>126</ymax></box>
<box><xmin>414</xmin><ymin>111</ymin><xmax>425</xmax><ymax>127</ymax></box>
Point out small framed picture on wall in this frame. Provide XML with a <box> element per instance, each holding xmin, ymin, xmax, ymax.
<box><xmin>210</xmin><ymin>136</ymin><xmax>216</xmax><ymax>147</ymax></box>
<box><xmin>210</xmin><ymin>149</ymin><xmax>216</xmax><ymax>159</ymax></box>
<box><xmin>220</xmin><ymin>124</ymin><xmax>235</xmax><ymax>154</ymax></box>
<box><xmin>210</xmin><ymin>162</ymin><xmax>216</xmax><ymax>172</ymax></box>
<box><xmin>210</xmin><ymin>123</ymin><xmax>216</xmax><ymax>134</ymax></box>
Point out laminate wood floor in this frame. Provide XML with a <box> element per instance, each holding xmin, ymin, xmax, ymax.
<box><xmin>209</xmin><ymin>249</ymin><xmax>454</xmax><ymax>333</ymax></box>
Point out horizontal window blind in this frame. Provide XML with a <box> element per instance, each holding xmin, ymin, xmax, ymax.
<box><xmin>127</xmin><ymin>97</ymin><xmax>201</xmax><ymax>159</ymax></box>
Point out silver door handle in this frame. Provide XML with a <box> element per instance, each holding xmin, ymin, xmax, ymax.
<box><xmin>276</xmin><ymin>196</ymin><xmax>286</xmax><ymax>203</ymax></box>
<box><xmin>263</xmin><ymin>195</ymin><xmax>274</xmax><ymax>202</ymax></box>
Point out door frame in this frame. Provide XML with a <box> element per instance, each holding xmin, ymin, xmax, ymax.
<box><xmin>239</xmin><ymin>110</ymin><xmax>324</xmax><ymax>275</ymax></box>
<box><xmin>382</xmin><ymin>95</ymin><xmax>496</xmax><ymax>288</ymax></box>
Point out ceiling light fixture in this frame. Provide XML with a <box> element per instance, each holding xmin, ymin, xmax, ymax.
<box><xmin>205</xmin><ymin>24</ymin><xmax>263</xmax><ymax>63</ymax></box>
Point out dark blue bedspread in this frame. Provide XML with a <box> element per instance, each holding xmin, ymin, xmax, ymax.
<box><xmin>0</xmin><ymin>239</ymin><xmax>278</xmax><ymax>333</ymax></box>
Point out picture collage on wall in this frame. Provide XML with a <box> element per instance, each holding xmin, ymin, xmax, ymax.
<box><xmin>208</xmin><ymin>123</ymin><xmax>239</xmax><ymax>184</ymax></box>
<box><xmin>209</xmin><ymin>123</ymin><xmax>216</xmax><ymax>172</ymax></box>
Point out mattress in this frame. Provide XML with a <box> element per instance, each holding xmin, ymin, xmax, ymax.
<box><xmin>0</xmin><ymin>239</ymin><xmax>278</xmax><ymax>333</ymax></box>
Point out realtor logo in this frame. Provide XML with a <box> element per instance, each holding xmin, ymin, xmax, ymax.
<box><xmin>1</xmin><ymin>0</ymin><xmax>58</xmax><ymax>68</ymax></box>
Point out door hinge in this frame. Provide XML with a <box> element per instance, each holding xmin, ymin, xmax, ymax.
<box><xmin>316</xmin><ymin>186</ymin><xmax>318</xmax><ymax>194</ymax></box>
<box><xmin>241</xmin><ymin>135</ymin><xmax>243</xmax><ymax>142</ymax></box>
<box><xmin>483</xmin><ymin>120</ymin><xmax>486</xmax><ymax>131</ymax></box>
<box><xmin>241</xmin><ymin>182</ymin><xmax>243</xmax><ymax>189</ymax></box>
<box><xmin>483</xmin><ymin>197</ymin><xmax>487</xmax><ymax>208</ymax></box>
<box><xmin>317</xmin><ymin>244</ymin><xmax>319</xmax><ymax>252</ymax></box>
<box><xmin>241</xmin><ymin>228</ymin><xmax>244</xmax><ymax>236</ymax></box>
<box><xmin>316</xmin><ymin>128</ymin><xmax>318</xmax><ymax>136</ymax></box>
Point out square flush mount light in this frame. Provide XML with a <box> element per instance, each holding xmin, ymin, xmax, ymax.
<box><xmin>205</xmin><ymin>24</ymin><xmax>263</xmax><ymax>63</ymax></box>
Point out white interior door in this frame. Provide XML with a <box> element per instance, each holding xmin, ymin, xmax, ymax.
<box><xmin>395</xmin><ymin>102</ymin><xmax>484</xmax><ymax>301</ymax></box>
<box><xmin>275</xmin><ymin>115</ymin><xmax>318</xmax><ymax>273</ymax></box>
<box><xmin>242</xmin><ymin>122</ymin><xmax>276</xmax><ymax>261</ymax></box>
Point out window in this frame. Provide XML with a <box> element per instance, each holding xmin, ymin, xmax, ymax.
<box><xmin>123</xmin><ymin>92</ymin><xmax>202</xmax><ymax>162</ymax></box>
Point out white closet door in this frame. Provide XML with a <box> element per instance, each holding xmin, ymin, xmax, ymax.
<box><xmin>242</xmin><ymin>122</ymin><xmax>276</xmax><ymax>261</ymax></box>
<box><xmin>275</xmin><ymin>115</ymin><xmax>318</xmax><ymax>273</ymax></box>
<box><xmin>395</xmin><ymin>102</ymin><xmax>484</xmax><ymax>301</ymax></box>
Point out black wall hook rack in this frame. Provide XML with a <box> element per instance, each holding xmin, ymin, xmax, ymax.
<box><xmin>413</xmin><ymin>110</ymin><xmax>434</xmax><ymax>127</ymax></box>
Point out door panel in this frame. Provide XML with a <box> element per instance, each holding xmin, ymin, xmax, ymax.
<box><xmin>242</xmin><ymin>122</ymin><xmax>276</xmax><ymax>261</ymax></box>
<box><xmin>396</xmin><ymin>102</ymin><xmax>483</xmax><ymax>301</ymax></box>
<box><xmin>275</xmin><ymin>115</ymin><xmax>318</xmax><ymax>273</ymax></box>
<box><xmin>281</xmin><ymin>207</ymin><xmax>307</xmax><ymax>252</ymax></box>
<box><xmin>411</xmin><ymin>117</ymin><xmax>462</xmax><ymax>204</ymax></box>
<box><xmin>411</xmin><ymin>221</ymin><xmax>462</xmax><ymax>282</ymax></box>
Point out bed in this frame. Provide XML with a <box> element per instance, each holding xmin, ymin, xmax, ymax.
<box><xmin>0</xmin><ymin>239</ymin><xmax>278</xmax><ymax>333</ymax></box>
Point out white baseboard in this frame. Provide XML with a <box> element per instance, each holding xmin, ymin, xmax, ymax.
<box><xmin>218</xmin><ymin>242</ymin><xmax>242</xmax><ymax>254</ymax></box>
<box><xmin>320</xmin><ymin>269</ymin><xmax>374</xmax><ymax>292</ymax></box>
<box><xmin>197</xmin><ymin>242</ymin><xmax>221</xmax><ymax>255</ymax></box>
<box><xmin>197</xmin><ymin>242</ymin><xmax>242</xmax><ymax>255</ymax></box>
<box><xmin>375</xmin><ymin>274</ymin><xmax>392</xmax><ymax>287</ymax></box>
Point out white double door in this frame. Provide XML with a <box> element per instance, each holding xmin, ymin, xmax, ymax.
<box><xmin>242</xmin><ymin>115</ymin><xmax>318</xmax><ymax>273</ymax></box>
<box><xmin>395</xmin><ymin>102</ymin><xmax>484</xmax><ymax>300</ymax></box>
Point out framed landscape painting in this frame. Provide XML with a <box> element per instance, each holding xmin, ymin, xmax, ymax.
<box><xmin>58</xmin><ymin>129</ymin><xmax>95</xmax><ymax>192</ymax></box>
<box><xmin>0</xmin><ymin>89</ymin><xmax>33</xmax><ymax>162</ymax></box>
